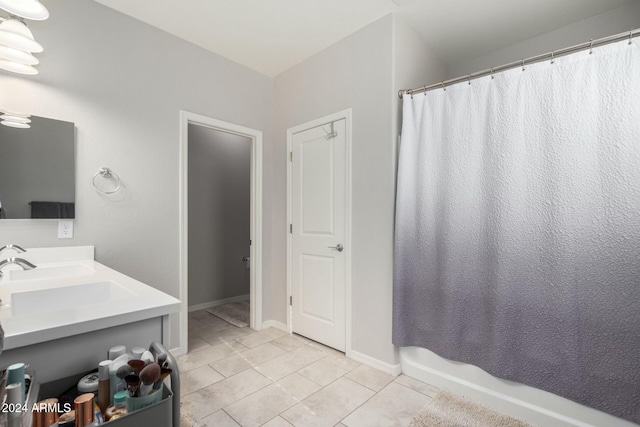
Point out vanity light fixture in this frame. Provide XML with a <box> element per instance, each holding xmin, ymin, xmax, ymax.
<box><xmin>0</xmin><ymin>58</ymin><xmax>37</xmax><ymax>74</ymax></box>
<box><xmin>0</xmin><ymin>17</ymin><xmax>43</xmax><ymax>75</ymax></box>
<box><xmin>0</xmin><ymin>0</ymin><xmax>48</xmax><ymax>21</ymax></box>
<box><xmin>0</xmin><ymin>111</ymin><xmax>31</xmax><ymax>128</ymax></box>
<box><xmin>0</xmin><ymin>18</ymin><xmax>43</xmax><ymax>52</ymax></box>
<box><xmin>0</xmin><ymin>44</ymin><xmax>38</xmax><ymax>64</ymax></box>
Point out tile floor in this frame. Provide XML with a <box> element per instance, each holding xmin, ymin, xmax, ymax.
<box><xmin>179</xmin><ymin>309</ymin><xmax>439</xmax><ymax>427</ymax></box>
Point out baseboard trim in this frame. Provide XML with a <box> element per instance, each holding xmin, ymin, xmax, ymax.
<box><xmin>170</xmin><ymin>346</ymin><xmax>186</xmax><ymax>357</ymax></box>
<box><xmin>347</xmin><ymin>350</ymin><xmax>402</xmax><ymax>376</ymax></box>
<box><xmin>261</xmin><ymin>320</ymin><xmax>288</xmax><ymax>332</ymax></box>
<box><xmin>188</xmin><ymin>294</ymin><xmax>249</xmax><ymax>312</ymax></box>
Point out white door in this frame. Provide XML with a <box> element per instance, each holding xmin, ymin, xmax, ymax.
<box><xmin>291</xmin><ymin>118</ymin><xmax>347</xmax><ymax>351</ymax></box>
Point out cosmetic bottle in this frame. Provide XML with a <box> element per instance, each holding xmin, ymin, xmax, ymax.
<box><xmin>108</xmin><ymin>345</ymin><xmax>126</xmax><ymax>360</ymax></box>
<box><xmin>77</xmin><ymin>372</ymin><xmax>99</xmax><ymax>394</ymax></box>
<box><xmin>108</xmin><ymin>353</ymin><xmax>130</xmax><ymax>404</ymax></box>
<box><xmin>32</xmin><ymin>398</ymin><xmax>59</xmax><ymax>427</ymax></box>
<box><xmin>98</xmin><ymin>360</ymin><xmax>112</xmax><ymax>414</ymax></box>
<box><xmin>74</xmin><ymin>393</ymin><xmax>95</xmax><ymax>427</ymax></box>
<box><xmin>130</xmin><ymin>347</ymin><xmax>145</xmax><ymax>359</ymax></box>
<box><xmin>58</xmin><ymin>410</ymin><xmax>75</xmax><ymax>427</ymax></box>
<box><xmin>104</xmin><ymin>391</ymin><xmax>127</xmax><ymax>421</ymax></box>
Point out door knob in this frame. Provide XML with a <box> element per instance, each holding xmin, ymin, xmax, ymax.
<box><xmin>328</xmin><ymin>244</ymin><xmax>344</xmax><ymax>252</ymax></box>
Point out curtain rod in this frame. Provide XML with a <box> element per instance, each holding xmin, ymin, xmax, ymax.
<box><xmin>399</xmin><ymin>28</ymin><xmax>640</xmax><ymax>98</ymax></box>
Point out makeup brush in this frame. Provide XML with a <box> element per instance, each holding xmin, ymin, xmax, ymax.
<box><xmin>124</xmin><ymin>374</ymin><xmax>140</xmax><ymax>397</ymax></box>
<box><xmin>127</xmin><ymin>359</ymin><xmax>146</xmax><ymax>373</ymax></box>
<box><xmin>156</xmin><ymin>352</ymin><xmax>167</xmax><ymax>367</ymax></box>
<box><xmin>153</xmin><ymin>368</ymin><xmax>172</xmax><ymax>392</ymax></box>
<box><xmin>138</xmin><ymin>364</ymin><xmax>160</xmax><ymax>397</ymax></box>
<box><xmin>116</xmin><ymin>365</ymin><xmax>134</xmax><ymax>390</ymax></box>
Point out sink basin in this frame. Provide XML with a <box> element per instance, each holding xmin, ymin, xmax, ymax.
<box><xmin>9</xmin><ymin>263</ymin><xmax>95</xmax><ymax>282</ymax></box>
<box><xmin>11</xmin><ymin>281</ymin><xmax>131</xmax><ymax>316</ymax></box>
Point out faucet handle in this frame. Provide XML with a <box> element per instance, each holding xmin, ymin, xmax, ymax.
<box><xmin>0</xmin><ymin>244</ymin><xmax>26</xmax><ymax>254</ymax></box>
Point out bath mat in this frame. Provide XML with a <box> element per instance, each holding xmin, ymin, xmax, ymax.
<box><xmin>206</xmin><ymin>300</ymin><xmax>250</xmax><ymax>327</ymax></box>
<box><xmin>410</xmin><ymin>390</ymin><xmax>535</xmax><ymax>427</ymax></box>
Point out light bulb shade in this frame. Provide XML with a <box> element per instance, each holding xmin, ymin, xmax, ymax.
<box><xmin>0</xmin><ymin>44</ymin><xmax>38</xmax><ymax>64</ymax></box>
<box><xmin>1</xmin><ymin>114</ymin><xmax>31</xmax><ymax>123</ymax></box>
<box><xmin>1</xmin><ymin>111</ymin><xmax>32</xmax><ymax>128</ymax></box>
<box><xmin>0</xmin><ymin>58</ymin><xmax>38</xmax><ymax>75</ymax></box>
<box><xmin>1</xmin><ymin>119</ymin><xmax>30</xmax><ymax>128</ymax></box>
<box><xmin>0</xmin><ymin>0</ymin><xmax>49</xmax><ymax>20</ymax></box>
<box><xmin>0</xmin><ymin>18</ymin><xmax>43</xmax><ymax>53</ymax></box>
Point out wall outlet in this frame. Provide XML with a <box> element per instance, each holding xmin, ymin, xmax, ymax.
<box><xmin>58</xmin><ymin>220</ymin><xmax>74</xmax><ymax>239</ymax></box>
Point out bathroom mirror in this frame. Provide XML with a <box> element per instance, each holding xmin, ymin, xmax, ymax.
<box><xmin>0</xmin><ymin>116</ymin><xmax>75</xmax><ymax>219</ymax></box>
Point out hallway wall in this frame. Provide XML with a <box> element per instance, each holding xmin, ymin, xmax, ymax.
<box><xmin>188</xmin><ymin>125</ymin><xmax>251</xmax><ymax>308</ymax></box>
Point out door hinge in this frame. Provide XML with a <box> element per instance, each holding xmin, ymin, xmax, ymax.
<box><xmin>290</xmin><ymin>296</ymin><xmax>292</xmax><ymax>306</ymax></box>
<box><xmin>249</xmin><ymin>239</ymin><xmax>252</xmax><ymax>246</ymax></box>
<box><xmin>289</xmin><ymin>152</ymin><xmax>293</xmax><ymax>162</ymax></box>
<box><xmin>289</xmin><ymin>224</ymin><xmax>293</xmax><ymax>234</ymax></box>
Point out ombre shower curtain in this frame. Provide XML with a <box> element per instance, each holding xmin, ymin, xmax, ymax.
<box><xmin>393</xmin><ymin>39</ymin><xmax>640</xmax><ymax>423</ymax></box>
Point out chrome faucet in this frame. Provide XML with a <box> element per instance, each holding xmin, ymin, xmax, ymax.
<box><xmin>0</xmin><ymin>257</ymin><xmax>37</xmax><ymax>279</ymax></box>
<box><xmin>0</xmin><ymin>244</ymin><xmax>27</xmax><ymax>256</ymax></box>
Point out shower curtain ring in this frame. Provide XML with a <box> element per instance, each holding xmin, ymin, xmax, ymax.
<box><xmin>630</xmin><ymin>30</ymin><xmax>634</xmax><ymax>45</ymax></box>
<box><xmin>521</xmin><ymin>59</ymin><xmax>525</xmax><ymax>71</ymax></box>
<box><xmin>589</xmin><ymin>39</ymin><xmax>594</xmax><ymax>54</ymax></box>
<box><xmin>468</xmin><ymin>75</ymin><xmax>471</xmax><ymax>85</ymax></box>
<box><xmin>550</xmin><ymin>51</ymin><xmax>555</xmax><ymax>64</ymax></box>
<box><xmin>490</xmin><ymin>68</ymin><xmax>494</xmax><ymax>79</ymax></box>
<box><xmin>441</xmin><ymin>82</ymin><xmax>446</xmax><ymax>91</ymax></box>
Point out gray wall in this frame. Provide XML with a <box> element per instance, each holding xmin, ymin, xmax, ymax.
<box><xmin>449</xmin><ymin>1</ymin><xmax>640</xmax><ymax>78</ymax></box>
<box><xmin>0</xmin><ymin>0</ymin><xmax>273</xmax><ymax>350</ymax></box>
<box><xmin>273</xmin><ymin>14</ymin><xmax>395</xmax><ymax>364</ymax></box>
<box><xmin>393</xmin><ymin>15</ymin><xmax>448</xmax><ymax>141</ymax></box>
<box><xmin>272</xmin><ymin>14</ymin><xmax>447</xmax><ymax>366</ymax></box>
<box><xmin>0</xmin><ymin>116</ymin><xmax>75</xmax><ymax>219</ymax></box>
<box><xmin>188</xmin><ymin>124</ymin><xmax>251</xmax><ymax>307</ymax></box>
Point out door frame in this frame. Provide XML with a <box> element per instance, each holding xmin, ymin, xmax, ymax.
<box><xmin>178</xmin><ymin>110</ymin><xmax>263</xmax><ymax>356</ymax></box>
<box><xmin>286</xmin><ymin>108</ymin><xmax>353</xmax><ymax>354</ymax></box>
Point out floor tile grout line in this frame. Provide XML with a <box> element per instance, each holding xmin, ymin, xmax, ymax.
<box><xmin>338</xmin><ymin>380</ymin><xmax>438</xmax><ymax>425</ymax></box>
<box><xmin>180</xmin><ymin>367</ymin><xmax>226</xmax><ymax>397</ymax></box>
<box><xmin>393</xmin><ymin>377</ymin><xmax>440</xmax><ymax>398</ymax></box>
<box><xmin>337</xmin><ymin>380</ymin><xmax>393</xmax><ymax>425</ymax></box>
<box><xmin>207</xmin><ymin>344</ymin><xmax>291</xmax><ymax>378</ymax></box>
<box><xmin>182</xmin><ymin>371</ymin><xmax>275</xmax><ymax>423</ymax></box>
<box><xmin>275</xmin><ymin>373</ymin><xmax>369</xmax><ymax>424</ymax></box>
<box><xmin>294</xmin><ymin>355</ymin><xmax>361</xmax><ymax>388</ymax></box>
<box><xmin>178</xmin><ymin>338</ymin><xmax>256</xmax><ymax>374</ymax></box>
<box><xmin>222</xmin><ymin>408</ymin><xmax>242</xmax><ymax>426</ymax></box>
<box><xmin>222</xmin><ymin>371</ymin><xmax>319</xmax><ymax>425</ymax></box>
<box><xmin>182</xmin><ymin>320</ymin><xmax>442</xmax><ymax>427</ymax></box>
<box><xmin>248</xmin><ymin>345</ymin><xmax>331</xmax><ymax>382</ymax></box>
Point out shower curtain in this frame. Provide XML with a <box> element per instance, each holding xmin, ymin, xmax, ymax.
<box><xmin>393</xmin><ymin>39</ymin><xmax>640</xmax><ymax>423</ymax></box>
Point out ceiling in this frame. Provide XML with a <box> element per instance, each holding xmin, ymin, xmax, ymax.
<box><xmin>94</xmin><ymin>0</ymin><xmax>634</xmax><ymax>77</ymax></box>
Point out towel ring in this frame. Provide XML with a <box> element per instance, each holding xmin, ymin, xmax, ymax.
<box><xmin>92</xmin><ymin>167</ymin><xmax>121</xmax><ymax>194</ymax></box>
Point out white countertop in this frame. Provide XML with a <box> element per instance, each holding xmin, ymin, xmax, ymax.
<box><xmin>0</xmin><ymin>246</ymin><xmax>181</xmax><ymax>350</ymax></box>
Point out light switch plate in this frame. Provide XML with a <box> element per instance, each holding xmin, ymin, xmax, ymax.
<box><xmin>58</xmin><ymin>220</ymin><xmax>74</xmax><ymax>239</ymax></box>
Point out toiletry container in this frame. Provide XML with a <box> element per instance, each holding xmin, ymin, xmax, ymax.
<box><xmin>98</xmin><ymin>360</ymin><xmax>111</xmax><ymax>413</ymax></box>
<box><xmin>35</xmin><ymin>341</ymin><xmax>180</xmax><ymax>427</ymax></box>
<box><xmin>77</xmin><ymin>372</ymin><xmax>99</xmax><ymax>394</ymax></box>
<box><xmin>74</xmin><ymin>393</ymin><xmax>95</xmax><ymax>427</ymax></box>
<box><xmin>108</xmin><ymin>346</ymin><xmax>126</xmax><ymax>360</ymax></box>
<box><xmin>105</xmin><ymin>390</ymin><xmax>127</xmax><ymax>421</ymax></box>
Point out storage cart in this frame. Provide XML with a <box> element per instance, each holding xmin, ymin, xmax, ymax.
<box><xmin>37</xmin><ymin>341</ymin><xmax>180</xmax><ymax>427</ymax></box>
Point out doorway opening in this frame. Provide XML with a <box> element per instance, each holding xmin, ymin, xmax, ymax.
<box><xmin>178</xmin><ymin>111</ymin><xmax>263</xmax><ymax>356</ymax></box>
